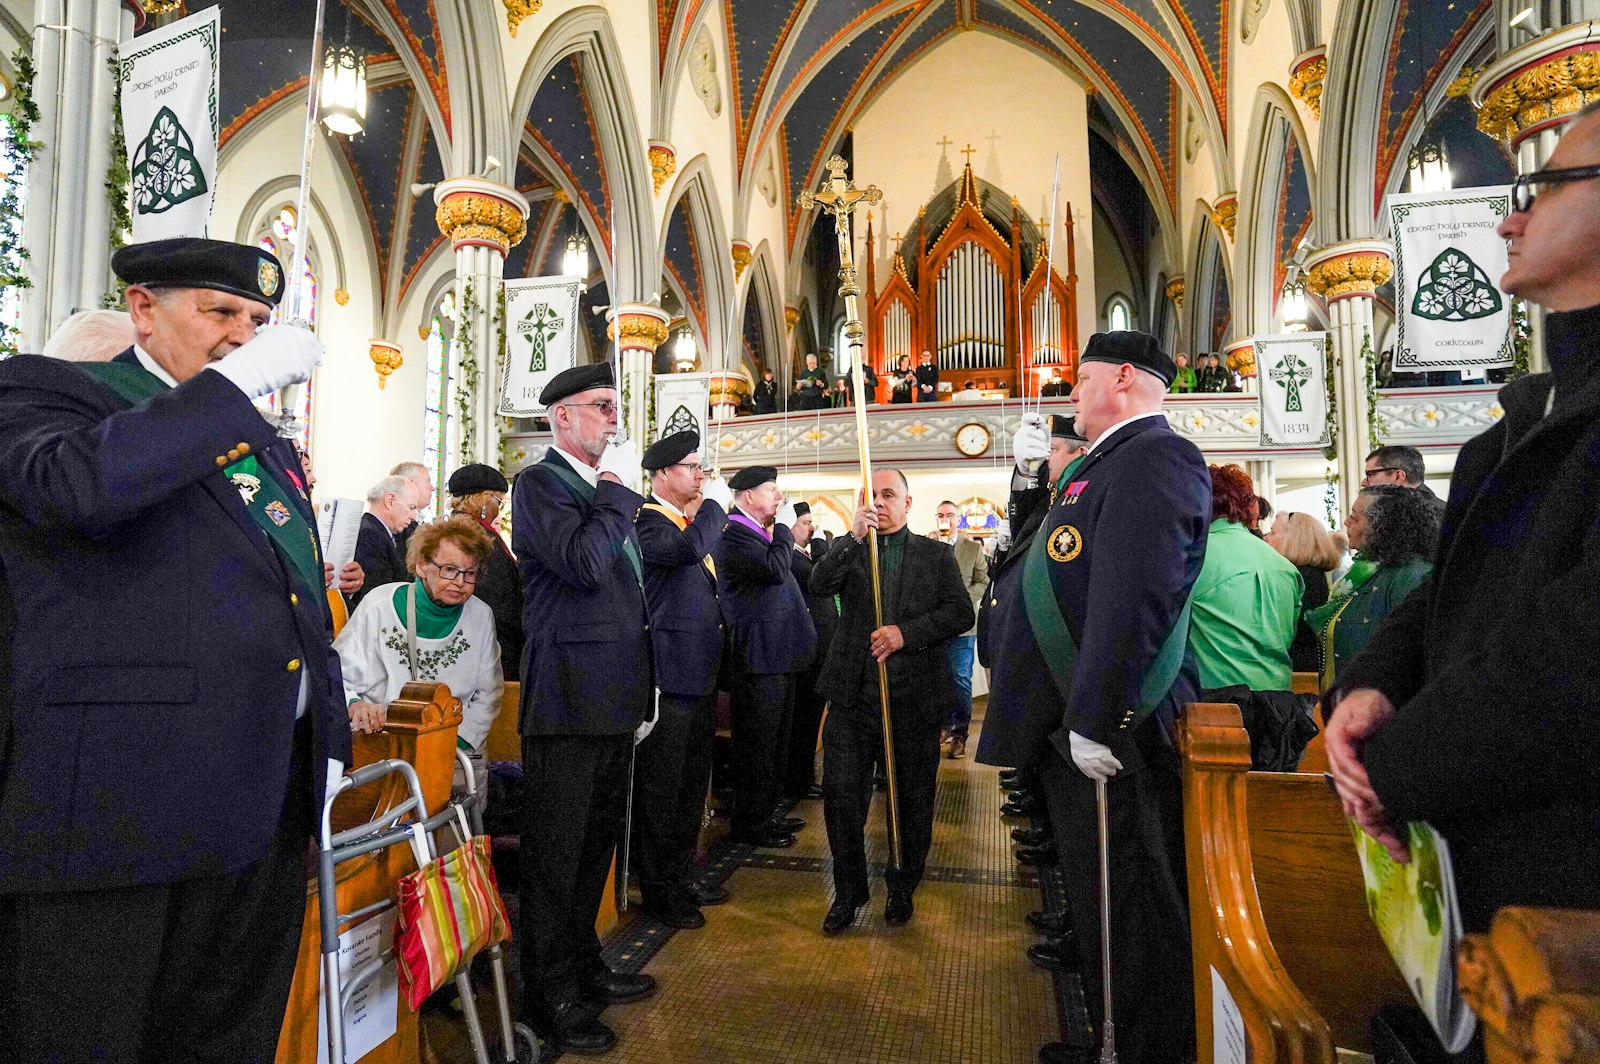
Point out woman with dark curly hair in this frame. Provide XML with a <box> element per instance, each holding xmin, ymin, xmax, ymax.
<box><xmin>1307</xmin><ymin>484</ymin><xmax>1438</xmax><ymax>687</ymax></box>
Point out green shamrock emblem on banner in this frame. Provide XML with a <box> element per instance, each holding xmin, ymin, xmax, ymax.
<box><xmin>1270</xmin><ymin>351</ymin><xmax>1312</xmax><ymax>413</ymax></box>
<box><xmin>517</xmin><ymin>303</ymin><xmax>564</xmax><ymax>372</ymax></box>
<box><xmin>1412</xmin><ymin>247</ymin><xmax>1504</xmax><ymax>322</ymax></box>
<box><xmin>662</xmin><ymin>405</ymin><xmax>698</xmax><ymax>436</ymax></box>
<box><xmin>131</xmin><ymin>106</ymin><xmax>209</xmax><ymax>215</ymax></box>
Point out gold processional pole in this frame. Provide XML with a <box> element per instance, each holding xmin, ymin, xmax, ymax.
<box><xmin>798</xmin><ymin>156</ymin><xmax>901</xmax><ymax>870</ymax></box>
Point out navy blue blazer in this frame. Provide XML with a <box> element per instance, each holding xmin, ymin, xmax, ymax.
<box><xmin>715</xmin><ymin>515</ymin><xmax>816</xmax><ymax>676</ymax></box>
<box><xmin>636</xmin><ymin>497</ymin><xmax>726</xmax><ymax>698</ymax></box>
<box><xmin>353</xmin><ymin>511</ymin><xmax>408</xmax><ymax>606</ymax></box>
<box><xmin>977</xmin><ymin>416</ymin><xmax>1210</xmax><ymax>771</ymax></box>
<box><xmin>0</xmin><ymin>351</ymin><xmax>352</xmax><ymax>893</ymax></box>
<box><xmin>976</xmin><ymin>477</ymin><xmax>1049</xmax><ymax>670</ymax></box>
<box><xmin>512</xmin><ymin>450</ymin><xmax>652</xmax><ymax>735</ymax></box>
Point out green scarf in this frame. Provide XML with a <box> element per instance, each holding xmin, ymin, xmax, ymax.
<box><xmin>1305</xmin><ymin>555</ymin><xmax>1381</xmax><ymax>688</ymax></box>
<box><xmin>393</xmin><ymin>578</ymin><xmax>464</xmax><ymax>640</ymax></box>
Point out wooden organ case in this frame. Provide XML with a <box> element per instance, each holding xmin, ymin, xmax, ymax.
<box><xmin>864</xmin><ymin>162</ymin><xmax>1079</xmax><ymax>397</ymax></box>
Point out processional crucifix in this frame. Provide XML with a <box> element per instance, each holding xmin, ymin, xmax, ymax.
<box><xmin>797</xmin><ymin>156</ymin><xmax>903</xmax><ymax>870</ymax></box>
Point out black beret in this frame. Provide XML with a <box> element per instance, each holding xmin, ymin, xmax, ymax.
<box><xmin>642</xmin><ymin>430</ymin><xmax>700</xmax><ymax>471</ymax></box>
<box><xmin>727</xmin><ymin>465</ymin><xmax>778</xmax><ymax>491</ymax></box>
<box><xmin>447</xmin><ymin>462</ymin><xmax>509</xmax><ymax>496</ymax></box>
<box><xmin>540</xmin><ymin>362</ymin><xmax>615</xmax><ymax>406</ymax></box>
<box><xmin>112</xmin><ymin>237</ymin><xmax>285</xmax><ymax>307</ymax></box>
<box><xmin>791</xmin><ymin>501</ymin><xmax>811</xmax><ymax>518</ymax></box>
<box><xmin>1050</xmin><ymin>414</ymin><xmax>1088</xmax><ymax>444</ymax></box>
<box><xmin>1079</xmin><ymin>330</ymin><xmax>1177</xmax><ymax>387</ymax></box>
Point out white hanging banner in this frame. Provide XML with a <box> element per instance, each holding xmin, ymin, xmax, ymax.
<box><xmin>119</xmin><ymin>7</ymin><xmax>221</xmax><ymax>242</ymax></box>
<box><xmin>499</xmin><ymin>276</ymin><xmax>583</xmax><ymax>417</ymax></box>
<box><xmin>1256</xmin><ymin>331</ymin><xmax>1331</xmax><ymax>448</ymax></box>
<box><xmin>1389</xmin><ymin>186</ymin><xmax>1515</xmax><ymax>373</ymax></box>
<box><xmin>654</xmin><ymin>373</ymin><xmax>711</xmax><ymax>444</ymax></box>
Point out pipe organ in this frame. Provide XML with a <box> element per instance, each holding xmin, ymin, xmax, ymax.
<box><xmin>863</xmin><ymin>162</ymin><xmax>1078</xmax><ymax>396</ymax></box>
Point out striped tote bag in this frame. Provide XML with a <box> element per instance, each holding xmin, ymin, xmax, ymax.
<box><xmin>394</xmin><ymin>831</ymin><xmax>512</xmax><ymax>1010</ymax></box>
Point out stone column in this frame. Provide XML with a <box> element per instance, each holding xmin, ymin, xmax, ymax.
<box><xmin>21</xmin><ymin>0</ymin><xmax>136</xmax><ymax>348</ymax></box>
<box><xmin>433</xmin><ymin>177</ymin><xmax>529</xmax><ymax>467</ymax></box>
<box><xmin>1245</xmin><ymin>459</ymin><xmax>1277</xmax><ymax>511</ymax></box>
<box><xmin>605</xmin><ymin>302</ymin><xmax>669</xmax><ymax>451</ymax></box>
<box><xmin>1472</xmin><ymin>18</ymin><xmax>1600</xmax><ymax>374</ymax></box>
<box><xmin>1305</xmin><ymin>241</ymin><xmax>1392</xmax><ymax>512</ymax></box>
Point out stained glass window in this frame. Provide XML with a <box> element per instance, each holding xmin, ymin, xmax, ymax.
<box><xmin>255</xmin><ymin>206</ymin><xmax>316</xmax><ymax>448</ymax></box>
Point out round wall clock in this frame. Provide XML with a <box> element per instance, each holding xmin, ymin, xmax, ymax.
<box><xmin>954</xmin><ymin>422</ymin><xmax>992</xmax><ymax>457</ymax></box>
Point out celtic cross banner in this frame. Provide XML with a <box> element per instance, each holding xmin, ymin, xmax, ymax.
<box><xmin>1256</xmin><ymin>332</ymin><xmax>1330</xmax><ymax>448</ymax></box>
<box><xmin>500</xmin><ymin>276</ymin><xmax>582</xmax><ymax>416</ymax></box>
<box><xmin>1389</xmin><ymin>187</ymin><xmax>1514</xmax><ymax>373</ymax></box>
<box><xmin>119</xmin><ymin>8</ymin><xmax>220</xmax><ymax>241</ymax></box>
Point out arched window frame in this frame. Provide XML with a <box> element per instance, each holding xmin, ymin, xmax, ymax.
<box><xmin>253</xmin><ymin>204</ymin><xmax>318</xmax><ymax>445</ymax></box>
<box><xmin>422</xmin><ymin>289</ymin><xmax>458</xmax><ymax>517</ymax></box>
<box><xmin>1104</xmin><ymin>294</ymin><xmax>1134</xmax><ymax>333</ymax></box>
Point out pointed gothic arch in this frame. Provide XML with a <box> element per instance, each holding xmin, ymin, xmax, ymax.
<box><xmin>658</xmin><ymin>155</ymin><xmax>735</xmax><ymax>369</ymax></box>
<box><xmin>1237</xmin><ymin>85</ymin><xmax>1319</xmax><ymax>336</ymax></box>
<box><xmin>1187</xmin><ymin>205</ymin><xmax>1234</xmax><ymax>356</ymax></box>
<box><xmin>739</xmin><ymin>242</ymin><xmax>786</xmax><ymax>382</ymax></box>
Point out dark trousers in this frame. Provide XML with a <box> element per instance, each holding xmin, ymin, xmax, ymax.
<box><xmin>785</xmin><ymin>664</ymin><xmax>826</xmax><ymax>794</ymax></box>
<box><xmin>519</xmin><ymin>733</ymin><xmax>631</xmax><ymax>1010</ymax></box>
<box><xmin>1037</xmin><ymin>728</ymin><xmax>1194</xmax><ymax>1064</ymax></box>
<box><xmin>0</xmin><ymin>731</ymin><xmax>311</xmax><ymax>1064</ymax></box>
<box><xmin>632</xmin><ymin>691</ymin><xmax>715</xmax><ymax>906</ymax></box>
<box><xmin>822</xmin><ymin>696</ymin><xmax>941</xmax><ymax>899</ymax></box>
<box><xmin>728</xmin><ymin>671</ymin><xmax>792</xmax><ymax>837</ymax></box>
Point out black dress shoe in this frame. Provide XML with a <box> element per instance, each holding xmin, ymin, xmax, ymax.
<box><xmin>1025</xmin><ymin>908</ymin><xmax>1070</xmax><ymax>936</ymax></box>
<box><xmin>769</xmin><ymin>815</ymin><xmax>805</xmax><ymax>832</ymax></box>
<box><xmin>1011</xmin><ymin>826</ymin><xmax>1050</xmax><ymax>845</ymax></box>
<box><xmin>822</xmin><ymin>893</ymin><xmax>867</xmax><ymax>935</ymax></box>
<box><xmin>802</xmin><ymin>783</ymin><xmax>824</xmax><ymax>799</ymax></box>
<box><xmin>884</xmin><ymin>889</ymin><xmax>914</xmax><ymax>927</ymax></box>
<box><xmin>730</xmin><ymin>827</ymin><xmax>798</xmax><ymax>848</ymax></box>
<box><xmin>685</xmin><ymin>880</ymin><xmax>729</xmax><ymax>906</ymax></box>
<box><xmin>640</xmin><ymin>895</ymin><xmax>706</xmax><ymax>930</ymax></box>
<box><xmin>1026</xmin><ymin>934</ymin><xmax>1079</xmax><ymax>972</ymax></box>
<box><xmin>997</xmin><ymin>767</ymin><xmax>1022</xmax><ymax>781</ymax></box>
<box><xmin>999</xmin><ymin>777</ymin><xmax>1028</xmax><ymax>792</ymax></box>
<box><xmin>999</xmin><ymin>796</ymin><xmax>1040</xmax><ymax>817</ymax></box>
<box><xmin>534</xmin><ymin>1000</ymin><xmax>615</xmax><ymax>1056</ymax></box>
<box><xmin>1014</xmin><ymin>843</ymin><xmax>1057</xmax><ymax>866</ymax></box>
<box><xmin>580</xmin><ymin>968</ymin><xmax>658</xmax><ymax>1004</ymax></box>
<box><xmin>1038</xmin><ymin>1041</ymin><xmax>1092</xmax><ymax>1064</ymax></box>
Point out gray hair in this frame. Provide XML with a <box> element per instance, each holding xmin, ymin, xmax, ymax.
<box><xmin>366</xmin><ymin>474</ymin><xmax>412</xmax><ymax>505</ymax></box>
<box><xmin>41</xmin><ymin>310</ymin><xmax>136</xmax><ymax>362</ymax></box>
<box><xmin>390</xmin><ymin>460</ymin><xmax>428</xmax><ymax>480</ymax></box>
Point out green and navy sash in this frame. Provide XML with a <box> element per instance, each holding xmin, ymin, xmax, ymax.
<box><xmin>73</xmin><ymin>360</ymin><xmax>325</xmax><ymax>600</ymax></box>
<box><xmin>536</xmin><ymin>456</ymin><xmax>644</xmax><ymax>586</ymax></box>
<box><xmin>1021</xmin><ymin>453</ymin><xmax>1194</xmax><ymax>729</ymax></box>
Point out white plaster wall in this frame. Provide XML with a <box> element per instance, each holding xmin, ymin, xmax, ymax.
<box><xmin>1092</xmin><ymin>208</ymin><xmax>1138</xmax><ymax>330</ymax></box>
<box><xmin>850</xmin><ymin>31</ymin><xmax>1096</xmax><ymax>348</ymax></box>
<box><xmin>1227</xmin><ymin>0</ymin><xmax>1309</xmax><ymax>172</ymax></box>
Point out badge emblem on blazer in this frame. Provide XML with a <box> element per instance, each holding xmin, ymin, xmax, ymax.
<box><xmin>1047</xmin><ymin>524</ymin><xmax>1082</xmax><ymax>563</ymax></box>
<box><xmin>230</xmin><ymin>472</ymin><xmax>262</xmax><ymax>506</ymax></box>
<box><xmin>265</xmin><ymin>500</ymin><xmax>292</xmax><ymax>527</ymax></box>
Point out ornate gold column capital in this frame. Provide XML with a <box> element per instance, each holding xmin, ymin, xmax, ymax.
<box><xmin>1289</xmin><ymin>48</ymin><xmax>1328</xmax><ymax>120</ymax></box>
<box><xmin>1211</xmin><ymin>194</ymin><xmax>1238</xmax><ymax>242</ymax></box>
<box><xmin>368</xmin><ymin>340</ymin><xmax>403</xmax><ymax>390</ymax></box>
<box><xmin>731</xmin><ymin>239</ymin><xmax>752</xmax><ymax>281</ymax></box>
<box><xmin>433</xmin><ymin>178</ymin><xmax>530</xmax><ymax>256</ymax></box>
<box><xmin>1224</xmin><ymin>337</ymin><xmax>1257</xmax><ymax>379</ymax></box>
<box><xmin>784</xmin><ymin>306</ymin><xmax>800</xmax><ymax>333</ymax></box>
<box><xmin>1473</xmin><ymin>27</ymin><xmax>1600</xmax><ymax>148</ymax></box>
<box><xmin>504</xmin><ymin>0</ymin><xmax>543</xmax><ymax>37</ymax></box>
<box><xmin>709</xmin><ymin>369</ymin><xmax>753</xmax><ymax>407</ymax></box>
<box><xmin>1304</xmin><ymin>241</ymin><xmax>1393</xmax><ymax>300</ymax></box>
<box><xmin>648</xmin><ymin>141</ymin><xmax>677</xmax><ymax>196</ymax></box>
<box><xmin>1166</xmin><ymin>275</ymin><xmax>1186</xmax><ymax>309</ymax></box>
<box><xmin>606</xmin><ymin>303</ymin><xmax>671</xmax><ymax>352</ymax></box>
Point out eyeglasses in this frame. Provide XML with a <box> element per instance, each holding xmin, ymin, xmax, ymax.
<box><xmin>669</xmin><ymin>462</ymin><xmax>704</xmax><ymax>473</ymax></box>
<box><xmin>428</xmin><ymin>559</ymin><xmax>484</xmax><ymax>583</ymax></box>
<box><xmin>1361</xmin><ymin>466</ymin><xmax>1404</xmax><ymax>482</ymax></box>
<box><xmin>1511</xmin><ymin>164</ymin><xmax>1600</xmax><ymax>213</ymax></box>
<box><xmin>562</xmin><ymin>400</ymin><xmax>619</xmax><ymax>416</ymax></box>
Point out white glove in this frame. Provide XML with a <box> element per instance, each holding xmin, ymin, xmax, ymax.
<box><xmin>203</xmin><ymin>323</ymin><xmax>324</xmax><ymax>399</ymax></box>
<box><xmin>1069</xmin><ymin>731</ymin><xmax>1124</xmax><ymax>782</ymax></box>
<box><xmin>596</xmin><ymin>436</ymin><xmax>642</xmax><ymax>486</ymax></box>
<box><xmin>992</xmin><ymin>519</ymin><xmax>1012</xmax><ymax>554</ymax></box>
<box><xmin>700</xmin><ymin>475</ymin><xmax>733</xmax><ymax>511</ymax></box>
<box><xmin>774</xmin><ymin>499</ymin><xmax>799</xmax><ymax>529</ymax></box>
<box><xmin>1012</xmin><ymin>412</ymin><xmax>1050</xmax><ymax>473</ymax></box>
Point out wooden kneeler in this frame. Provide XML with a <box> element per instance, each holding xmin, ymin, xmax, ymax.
<box><xmin>1459</xmin><ymin>907</ymin><xmax>1600</xmax><ymax>1063</ymax></box>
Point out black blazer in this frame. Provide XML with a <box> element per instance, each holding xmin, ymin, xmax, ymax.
<box><xmin>353</xmin><ymin>512</ymin><xmax>408</xmax><ymax>605</ymax></box>
<box><xmin>636</xmin><ymin>498</ymin><xmax>726</xmax><ymax>698</ymax></box>
<box><xmin>977</xmin><ymin>476</ymin><xmax>1048</xmax><ymax>671</ymax></box>
<box><xmin>716</xmin><ymin>516</ymin><xmax>816</xmax><ymax>676</ymax></box>
<box><xmin>472</xmin><ymin>524</ymin><xmax>524</xmax><ymax>682</ymax></box>
<box><xmin>511</xmin><ymin>450</ymin><xmax>652</xmax><ymax>735</ymax></box>
<box><xmin>809</xmin><ymin>530</ymin><xmax>973</xmax><ymax>728</ymax></box>
<box><xmin>1288</xmin><ymin>562</ymin><xmax>1329</xmax><ymax>674</ymax></box>
<box><xmin>914</xmin><ymin>361</ymin><xmax>940</xmax><ymax>401</ymax></box>
<box><xmin>0</xmin><ymin>352</ymin><xmax>351</xmax><ymax>893</ymax></box>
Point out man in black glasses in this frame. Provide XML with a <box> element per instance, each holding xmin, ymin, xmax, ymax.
<box><xmin>1362</xmin><ymin>444</ymin><xmax>1445</xmax><ymax>519</ymax></box>
<box><xmin>1327</xmin><ymin>102</ymin><xmax>1600</xmax><ymax>952</ymax></box>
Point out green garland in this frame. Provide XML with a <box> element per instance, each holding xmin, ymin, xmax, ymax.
<box><xmin>1361</xmin><ymin>329</ymin><xmax>1387</xmax><ymax>448</ymax></box>
<box><xmin>1322</xmin><ymin>333</ymin><xmax>1339</xmax><ymax>528</ymax></box>
<box><xmin>0</xmin><ymin>47</ymin><xmax>41</xmax><ymax>358</ymax></box>
<box><xmin>102</xmin><ymin>51</ymin><xmax>131</xmax><ymax>309</ymax></box>
<box><xmin>455</xmin><ymin>280</ymin><xmax>479</xmax><ymax>459</ymax></box>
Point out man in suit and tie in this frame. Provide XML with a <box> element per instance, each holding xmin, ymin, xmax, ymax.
<box><xmin>632</xmin><ymin>431</ymin><xmax>733</xmax><ymax>929</ymax></box>
<box><xmin>388</xmin><ymin>460</ymin><xmax>435</xmax><ymax>557</ymax></box>
<box><xmin>0</xmin><ymin>238</ymin><xmax>345</xmax><ymax>1063</ymax></box>
<box><xmin>511</xmin><ymin>362</ymin><xmax>655</xmax><ymax>1055</ymax></box>
<box><xmin>810</xmin><ymin>469</ymin><xmax>974</xmax><ymax>933</ymax></box>
<box><xmin>980</xmin><ymin>331</ymin><xmax>1210</xmax><ymax>1064</ymax></box>
<box><xmin>715</xmin><ymin>466</ymin><xmax>817</xmax><ymax>848</ymax></box>
<box><xmin>352</xmin><ymin>473</ymin><xmax>418</xmax><ymax>603</ymax></box>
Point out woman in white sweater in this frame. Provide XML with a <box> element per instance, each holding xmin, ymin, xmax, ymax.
<box><xmin>334</xmin><ymin>515</ymin><xmax>504</xmax><ymax>805</ymax></box>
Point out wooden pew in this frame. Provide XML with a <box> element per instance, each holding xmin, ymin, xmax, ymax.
<box><xmin>275</xmin><ymin>682</ymin><xmax>463</xmax><ymax>1064</ymax></box>
<box><xmin>1182</xmin><ymin>700</ymin><xmax>1412</xmax><ymax>1062</ymax></box>
<box><xmin>1458</xmin><ymin>907</ymin><xmax>1600</xmax><ymax>1063</ymax></box>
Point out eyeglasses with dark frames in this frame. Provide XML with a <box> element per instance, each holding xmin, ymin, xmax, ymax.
<box><xmin>1361</xmin><ymin>466</ymin><xmax>1405</xmax><ymax>481</ymax></box>
<box><xmin>1511</xmin><ymin>164</ymin><xmax>1600</xmax><ymax>213</ymax></box>
<box><xmin>428</xmin><ymin>558</ymin><xmax>484</xmax><ymax>583</ymax></box>
<box><xmin>561</xmin><ymin>400</ymin><xmax>620</xmax><ymax>416</ymax></box>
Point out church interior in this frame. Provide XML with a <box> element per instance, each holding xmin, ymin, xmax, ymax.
<box><xmin>2</xmin><ymin>0</ymin><xmax>1596</xmax><ymax>1062</ymax></box>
